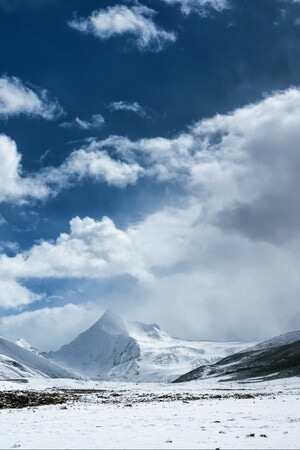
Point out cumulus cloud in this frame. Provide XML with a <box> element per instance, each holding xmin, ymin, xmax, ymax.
<box><xmin>159</xmin><ymin>0</ymin><xmax>229</xmax><ymax>15</ymax></box>
<box><xmin>0</xmin><ymin>76</ymin><xmax>63</xmax><ymax>120</ymax></box>
<box><xmin>60</xmin><ymin>114</ymin><xmax>105</xmax><ymax>130</ymax></box>
<box><xmin>1</xmin><ymin>201</ymin><xmax>299</xmax><ymax>340</ymax></box>
<box><xmin>109</xmin><ymin>101</ymin><xmax>147</xmax><ymax>117</ymax></box>
<box><xmin>68</xmin><ymin>5</ymin><xmax>176</xmax><ymax>51</ymax></box>
<box><xmin>95</xmin><ymin>88</ymin><xmax>300</xmax><ymax>243</ymax></box>
<box><xmin>2</xmin><ymin>88</ymin><xmax>300</xmax><ymax>340</ymax></box>
<box><xmin>0</xmin><ymin>205</ymin><xmax>198</xmax><ymax>282</ymax></box>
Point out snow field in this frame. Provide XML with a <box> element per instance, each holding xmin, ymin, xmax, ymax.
<box><xmin>0</xmin><ymin>378</ymin><xmax>299</xmax><ymax>449</ymax></box>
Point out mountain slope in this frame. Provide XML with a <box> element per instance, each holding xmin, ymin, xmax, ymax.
<box><xmin>47</xmin><ymin>310</ymin><xmax>141</xmax><ymax>377</ymax></box>
<box><xmin>0</xmin><ymin>336</ymin><xmax>78</xmax><ymax>380</ymax></box>
<box><xmin>47</xmin><ymin>310</ymin><xmax>251</xmax><ymax>382</ymax></box>
<box><xmin>247</xmin><ymin>330</ymin><xmax>300</xmax><ymax>352</ymax></box>
<box><xmin>15</xmin><ymin>338</ymin><xmax>39</xmax><ymax>355</ymax></box>
<box><xmin>173</xmin><ymin>331</ymin><xmax>300</xmax><ymax>383</ymax></box>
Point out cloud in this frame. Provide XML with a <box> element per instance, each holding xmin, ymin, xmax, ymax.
<box><xmin>68</xmin><ymin>5</ymin><xmax>176</xmax><ymax>52</ymax></box>
<box><xmin>0</xmin><ymin>76</ymin><xmax>63</xmax><ymax>120</ymax></box>
<box><xmin>96</xmin><ymin>133</ymin><xmax>195</xmax><ymax>183</ymax></box>
<box><xmin>60</xmin><ymin>114</ymin><xmax>105</xmax><ymax>130</ymax></box>
<box><xmin>1</xmin><ymin>200</ymin><xmax>299</xmax><ymax>340</ymax></box>
<box><xmin>0</xmin><ymin>205</ymin><xmax>198</xmax><ymax>282</ymax></box>
<box><xmin>42</xmin><ymin>146</ymin><xmax>143</xmax><ymax>189</ymax></box>
<box><xmin>159</xmin><ymin>0</ymin><xmax>229</xmax><ymax>15</ymax></box>
<box><xmin>2</xmin><ymin>88</ymin><xmax>300</xmax><ymax>341</ymax></box>
<box><xmin>0</xmin><ymin>303</ymin><xmax>103</xmax><ymax>351</ymax></box>
<box><xmin>4</xmin><ymin>86</ymin><xmax>300</xmax><ymax>219</ymax></box>
<box><xmin>109</xmin><ymin>101</ymin><xmax>147</xmax><ymax>117</ymax></box>
<box><xmin>0</xmin><ymin>241</ymin><xmax>19</xmax><ymax>253</ymax></box>
<box><xmin>0</xmin><ymin>277</ymin><xmax>40</xmax><ymax>309</ymax></box>
<box><xmin>95</xmin><ymin>88</ymin><xmax>300</xmax><ymax>244</ymax></box>
<box><xmin>0</xmin><ymin>134</ymin><xmax>143</xmax><ymax>203</ymax></box>
<box><xmin>0</xmin><ymin>134</ymin><xmax>50</xmax><ymax>203</ymax></box>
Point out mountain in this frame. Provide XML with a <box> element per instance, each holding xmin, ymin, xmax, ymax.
<box><xmin>15</xmin><ymin>338</ymin><xmax>39</xmax><ymax>355</ymax></box>
<box><xmin>173</xmin><ymin>330</ymin><xmax>300</xmax><ymax>383</ymax></box>
<box><xmin>247</xmin><ymin>330</ymin><xmax>300</xmax><ymax>352</ymax></box>
<box><xmin>47</xmin><ymin>310</ymin><xmax>140</xmax><ymax>378</ymax></box>
<box><xmin>0</xmin><ymin>335</ymin><xmax>78</xmax><ymax>380</ymax></box>
<box><xmin>47</xmin><ymin>310</ymin><xmax>251</xmax><ymax>382</ymax></box>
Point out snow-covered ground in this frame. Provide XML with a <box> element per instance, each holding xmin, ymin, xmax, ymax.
<box><xmin>0</xmin><ymin>377</ymin><xmax>299</xmax><ymax>449</ymax></box>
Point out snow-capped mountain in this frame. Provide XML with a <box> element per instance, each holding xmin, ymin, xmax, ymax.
<box><xmin>47</xmin><ymin>310</ymin><xmax>251</xmax><ymax>382</ymax></box>
<box><xmin>15</xmin><ymin>338</ymin><xmax>39</xmax><ymax>355</ymax></box>
<box><xmin>0</xmin><ymin>335</ymin><xmax>78</xmax><ymax>380</ymax></box>
<box><xmin>247</xmin><ymin>330</ymin><xmax>300</xmax><ymax>352</ymax></box>
<box><xmin>174</xmin><ymin>330</ymin><xmax>300</xmax><ymax>383</ymax></box>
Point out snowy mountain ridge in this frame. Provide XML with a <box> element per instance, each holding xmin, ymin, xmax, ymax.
<box><xmin>244</xmin><ymin>330</ymin><xmax>300</xmax><ymax>352</ymax></box>
<box><xmin>174</xmin><ymin>332</ymin><xmax>300</xmax><ymax>383</ymax></box>
<box><xmin>47</xmin><ymin>310</ymin><xmax>252</xmax><ymax>382</ymax></box>
<box><xmin>15</xmin><ymin>338</ymin><xmax>39</xmax><ymax>355</ymax></box>
<box><xmin>0</xmin><ymin>335</ymin><xmax>79</xmax><ymax>380</ymax></box>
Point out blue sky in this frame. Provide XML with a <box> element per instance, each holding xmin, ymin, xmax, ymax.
<box><xmin>0</xmin><ymin>0</ymin><xmax>300</xmax><ymax>350</ymax></box>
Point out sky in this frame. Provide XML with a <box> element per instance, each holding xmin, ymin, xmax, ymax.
<box><xmin>0</xmin><ymin>0</ymin><xmax>300</xmax><ymax>351</ymax></box>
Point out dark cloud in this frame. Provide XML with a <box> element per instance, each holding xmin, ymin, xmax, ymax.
<box><xmin>217</xmin><ymin>190</ymin><xmax>300</xmax><ymax>244</ymax></box>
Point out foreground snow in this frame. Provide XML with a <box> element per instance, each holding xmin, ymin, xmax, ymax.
<box><xmin>0</xmin><ymin>378</ymin><xmax>299</xmax><ymax>449</ymax></box>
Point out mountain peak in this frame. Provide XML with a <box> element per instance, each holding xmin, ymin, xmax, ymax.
<box><xmin>131</xmin><ymin>321</ymin><xmax>164</xmax><ymax>339</ymax></box>
<box><xmin>95</xmin><ymin>309</ymin><xmax>128</xmax><ymax>336</ymax></box>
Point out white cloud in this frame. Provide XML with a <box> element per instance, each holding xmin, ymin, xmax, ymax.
<box><xmin>0</xmin><ymin>216</ymin><xmax>137</xmax><ymax>279</ymax></box>
<box><xmin>60</xmin><ymin>114</ymin><xmax>105</xmax><ymax>130</ymax></box>
<box><xmin>109</xmin><ymin>101</ymin><xmax>147</xmax><ymax>117</ymax></box>
<box><xmin>0</xmin><ymin>205</ymin><xmax>198</xmax><ymax>282</ymax></box>
<box><xmin>159</xmin><ymin>0</ymin><xmax>229</xmax><ymax>15</ymax></box>
<box><xmin>0</xmin><ymin>134</ymin><xmax>50</xmax><ymax>203</ymax></box>
<box><xmin>69</xmin><ymin>5</ymin><xmax>176</xmax><ymax>51</ymax></box>
<box><xmin>1</xmin><ymin>200</ymin><xmax>299</xmax><ymax>340</ymax></box>
<box><xmin>0</xmin><ymin>76</ymin><xmax>63</xmax><ymax>120</ymax></box>
<box><xmin>0</xmin><ymin>277</ymin><xmax>40</xmax><ymax>309</ymax></box>
<box><xmin>43</xmin><ymin>146</ymin><xmax>143</xmax><ymax>189</ymax></box>
<box><xmin>3</xmin><ymin>87</ymin><xmax>300</xmax><ymax>217</ymax></box>
<box><xmin>0</xmin><ymin>303</ymin><xmax>103</xmax><ymax>351</ymax></box>
<box><xmin>96</xmin><ymin>88</ymin><xmax>300</xmax><ymax>231</ymax></box>
<box><xmin>0</xmin><ymin>134</ymin><xmax>143</xmax><ymax>203</ymax></box>
<box><xmin>2</xmin><ymin>88</ymin><xmax>300</xmax><ymax>340</ymax></box>
<box><xmin>131</xmin><ymin>237</ymin><xmax>300</xmax><ymax>341</ymax></box>
<box><xmin>0</xmin><ymin>241</ymin><xmax>19</xmax><ymax>253</ymax></box>
<box><xmin>98</xmin><ymin>133</ymin><xmax>195</xmax><ymax>183</ymax></box>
